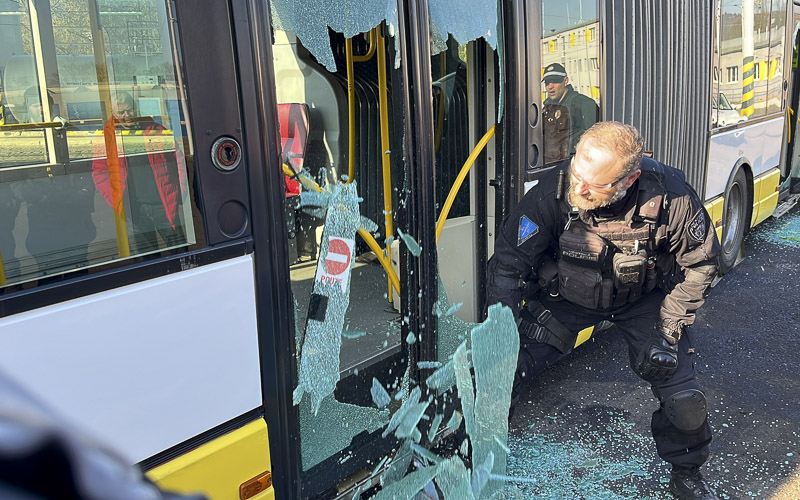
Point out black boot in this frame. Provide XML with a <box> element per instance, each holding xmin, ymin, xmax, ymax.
<box><xmin>669</xmin><ymin>467</ymin><xmax>720</xmax><ymax>500</ymax></box>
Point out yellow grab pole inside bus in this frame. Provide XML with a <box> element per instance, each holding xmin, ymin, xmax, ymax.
<box><xmin>345</xmin><ymin>38</ymin><xmax>356</xmax><ymax>184</ymax></box>
<box><xmin>282</xmin><ymin>164</ymin><xmax>400</xmax><ymax>296</ymax></box>
<box><xmin>353</xmin><ymin>29</ymin><xmax>377</xmax><ymax>62</ymax></box>
<box><xmin>88</xmin><ymin>0</ymin><xmax>130</xmax><ymax>258</ymax></box>
<box><xmin>435</xmin><ymin>125</ymin><xmax>496</xmax><ymax>243</ymax></box>
<box><xmin>376</xmin><ymin>27</ymin><xmax>395</xmax><ymax>303</ymax></box>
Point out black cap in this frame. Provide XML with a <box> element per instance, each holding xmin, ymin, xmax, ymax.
<box><xmin>542</xmin><ymin>63</ymin><xmax>568</xmax><ymax>81</ymax></box>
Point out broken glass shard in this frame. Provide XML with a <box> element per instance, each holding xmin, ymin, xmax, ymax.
<box><xmin>294</xmin><ymin>182</ymin><xmax>362</xmax><ymax>414</ymax></box>
<box><xmin>397</xmin><ymin>228</ymin><xmax>422</xmax><ymax>256</ymax></box>
<box><xmin>436</xmin><ymin>456</ymin><xmax>474</xmax><ymax>500</ymax></box>
<box><xmin>270</xmin><ymin>0</ymin><xmax>391</xmax><ymax>72</ymax></box>
<box><xmin>373</xmin><ymin>460</ymin><xmax>444</xmax><ymax>500</ymax></box>
<box><xmin>428</xmin><ymin>413</ymin><xmax>444</xmax><ymax>442</ymax></box>
<box><xmin>425</xmin><ymin>359</ymin><xmax>456</xmax><ymax>394</ymax></box>
<box><xmin>453</xmin><ymin>341</ymin><xmax>475</xmax><ymax>437</ymax></box>
<box><xmin>371</xmin><ymin>378</ymin><xmax>392</xmax><ymax>408</ymax></box>
<box><xmin>469</xmin><ymin>304</ymin><xmax>519</xmax><ymax>498</ymax></box>
<box><xmin>428</xmin><ymin>0</ymin><xmax>497</xmax><ymax>51</ymax></box>
<box><xmin>299</xmin><ymin>394</ymin><xmax>388</xmax><ymax>470</ymax></box>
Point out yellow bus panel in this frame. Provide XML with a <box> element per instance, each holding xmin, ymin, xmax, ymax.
<box><xmin>704</xmin><ymin>197</ymin><xmax>725</xmax><ymax>245</ymax></box>
<box><xmin>751</xmin><ymin>168</ymin><xmax>780</xmax><ymax>227</ymax></box>
<box><xmin>146</xmin><ymin>419</ymin><xmax>274</xmax><ymax>500</ymax></box>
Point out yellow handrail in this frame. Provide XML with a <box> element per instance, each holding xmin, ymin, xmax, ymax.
<box><xmin>282</xmin><ymin>164</ymin><xmax>400</xmax><ymax>295</ymax></box>
<box><xmin>353</xmin><ymin>28</ymin><xmax>377</xmax><ymax>62</ymax></box>
<box><xmin>358</xmin><ymin>228</ymin><xmax>400</xmax><ymax>295</ymax></box>
<box><xmin>376</xmin><ymin>27</ymin><xmax>394</xmax><ymax>302</ymax></box>
<box><xmin>0</xmin><ymin>120</ymin><xmax>65</xmax><ymax>132</ymax></box>
<box><xmin>345</xmin><ymin>38</ymin><xmax>356</xmax><ymax>184</ymax></box>
<box><xmin>435</xmin><ymin>125</ymin><xmax>496</xmax><ymax>243</ymax></box>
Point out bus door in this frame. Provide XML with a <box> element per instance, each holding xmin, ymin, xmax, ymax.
<box><xmin>269</xmin><ymin>10</ymin><xmax>424</xmax><ymax>499</ymax></box>
<box><xmin>784</xmin><ymin>1</ymin><xmax>800</xmax><ymax>193</ymax></box>
<box><xmin>269</xmin><ymin>0</ymin><xmax>505</xmax><ymax>495</ymax></box>
<box><xmin>0</xmin><ymin>0</ymin><xmax>285</xmax><ymax>498</ymax></box>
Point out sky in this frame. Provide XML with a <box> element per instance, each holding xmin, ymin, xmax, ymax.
<box><xmin>542</xmin><ymin>0</ymin><xmax>599</xmax><ymax>33</ymax></box>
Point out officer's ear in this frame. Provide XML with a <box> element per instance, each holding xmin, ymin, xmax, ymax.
<box><xmin>622</xmin><ymin>169</ymin><xmax>641</xmax><ymax>189</ymax></box>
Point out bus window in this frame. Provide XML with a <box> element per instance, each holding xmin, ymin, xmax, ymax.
<box><xmin>272</xmin><ymin>23</ymin><xmax>404</xmax><ymax>488</ymax></box>
<box><xmin>766</xmin><ymin>0</ymin><xmax>787</xmax><ymax>114</ymax></box>
<box><xmin>0</xmin><ymin>0</ymin><xmax>198</xmax><ymax>289</ymax></box>
<box><xmin>540</xmin><ymin>0</ymin><xmax>600</xmax><ymax>166</ymax></box>
<box><xmin>716</xmin><ymin>0</ymin><xmax>781</xmax><ymax>123</ymax></box>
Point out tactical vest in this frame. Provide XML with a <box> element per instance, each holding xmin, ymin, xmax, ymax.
<box><xmin>548</xmin><ymin>166</ymin><xmax>668</xmax><ymax>310</ymax></box>
<box><xmin>542</xmin><ymin>103</ymin><xmax>570</xmax><ymax>164</ymax></box>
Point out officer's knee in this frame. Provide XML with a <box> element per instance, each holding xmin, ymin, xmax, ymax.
<box><xmin>654</xmin><ymin>382</ymin><xmax>708</xmax><ymax>431</ymax></box>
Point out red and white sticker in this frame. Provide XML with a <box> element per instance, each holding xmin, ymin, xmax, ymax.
<box><xmin>315</xmin><ymin>236</ymin><xmax>355</xmax><ymax>292</ymax></box>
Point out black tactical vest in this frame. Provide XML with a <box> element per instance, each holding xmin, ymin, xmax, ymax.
<box><xmin>551</xmin><ymin>165</ymin><xmax>667</xmax><ymax>310</ymax></box>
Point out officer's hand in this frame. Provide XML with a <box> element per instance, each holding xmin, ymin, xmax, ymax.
<box><xmin>649</xmin><ymin>337</ymin><xmax>678</xmax><ymax>371</ymax></box>
<box><xmin>638</xmin><ymin>329</ymin><xmax>679</xmax><ymax>380</ymax></box>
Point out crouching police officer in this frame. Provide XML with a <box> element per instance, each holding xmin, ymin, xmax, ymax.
<box><xmin>487</xmin><ymin>121</ymin><xmax>721</xmax><ymax>499</ymax></box>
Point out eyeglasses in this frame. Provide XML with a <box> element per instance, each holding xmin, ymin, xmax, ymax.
<box><xmin>570</xmin><ymin>167</ymin><xmax>631</xmax><ymax>190</ymax></box>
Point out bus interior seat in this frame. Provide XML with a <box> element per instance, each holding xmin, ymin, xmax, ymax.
<box><xmin>278</xmin><ymin>102</ymin><xmax>309</xmax><ymax>264</ymax></box>
<box><xmin>277</xmin><ymin>102</ymin><xmax>309</xmax><ymax>197</ymax></box>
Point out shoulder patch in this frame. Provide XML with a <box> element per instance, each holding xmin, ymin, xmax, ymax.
<box><xmin>518</xmin><ymin>215</ymin><xmax>539</xmax><ymax>246</ymax></box>
<box><xmin>687</xmin><ymin>210</ymin><xmax>707</xmax><ymax>242</ymax></box>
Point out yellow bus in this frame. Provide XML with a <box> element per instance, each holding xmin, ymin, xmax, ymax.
<box><xmin>1</xmin><ymin>0</ymin><xmax>799</xmax><ymax>499</ymax></box>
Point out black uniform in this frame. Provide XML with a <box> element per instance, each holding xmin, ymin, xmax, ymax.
<box><xmin>487</xmin><ymin>157</ymin><xmax>720</xmax><ymax>471</ymax></box>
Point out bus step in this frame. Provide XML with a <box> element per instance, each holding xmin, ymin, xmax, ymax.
<box><xmin>773</xmin><ymin>194</ymin><xmax>800</xmax><ymax>218</ymax></box>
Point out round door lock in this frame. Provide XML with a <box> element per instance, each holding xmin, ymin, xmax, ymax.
<box><xmin>211</xmin><ymin>136</ymin><xmax>242</xmax><ymax>171</ymax></box>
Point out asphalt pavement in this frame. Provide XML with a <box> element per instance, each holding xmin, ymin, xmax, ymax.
<box><xmin>507</xmin><ymin>205</ymin><xmax>800</xmax><ymax>499</ymax></box>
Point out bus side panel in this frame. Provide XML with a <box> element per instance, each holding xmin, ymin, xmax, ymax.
<box><xmin>706</xmin><ymin>116</ymin><xmax>784</xmax><ymax>200</ymax></box>
<box><xmin>0</xmin><ymin>255</ymin><xmax>263</xmax><ymax>463</ymax></box>
<box><xmin>146</xmin><ymin>419</ymin><xmax>274</xmax><ymax>500</ymax></box>
<box><xmin>705</xmin><ymin>197</ymin><xmax>726</xmax><ymax>245</ymax></box>
<box><xmin>751</xmin><ymin>168</ymin><xmax>781</xmax><ymax>226</ymax></box>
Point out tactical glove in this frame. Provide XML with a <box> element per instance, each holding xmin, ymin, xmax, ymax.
<box><xmin>637</xmin><ymin>323</ymin><xmax>681</xmax><ymax>380</ymax></box>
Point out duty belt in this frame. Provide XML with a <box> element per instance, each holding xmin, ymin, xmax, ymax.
<box><xmin>520</xmin><ymin>300</ymin><xmax>577</xmax><ymax>354</ymax></box>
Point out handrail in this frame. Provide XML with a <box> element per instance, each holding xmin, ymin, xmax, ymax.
<box><xmin>345</xmin><ymin>38</ymin><xmax>356</xmax><ymax>184</ymax></box>
<box><xmin>435</xmin><ymin>125</ymin><xmax>496</xmax><ymax>243</ymax></box>
<box><xmin>282</xmin><ymin>164</ymin><xmax>400</xmax><ymax>295</ymax></box>
<box><xmin>0</xmin><ymin>118</ymin><xmax>66</xmax><ymax>132</ymax></box>
<box><xmin>353</xmin><ymin>28</ymin><xmax>376</xmax><ymax>62</ymax></box>
<box><xmin>357</xmin><ymin>228</ymin><xmax>400</xmax><ymax>295</ymax></box>
<box><xmin>376</xmin><ymin>27</ymin><xmax>394</xmax><ymax>302</ymax></box>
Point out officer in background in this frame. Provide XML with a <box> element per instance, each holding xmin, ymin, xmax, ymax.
<box><xmin>542</xmin><ymin>62</ymin><xmax>599</xmax><ymax>164</ymax></box>
<box><xmin>487</xmin><ymin>122</ymin><xmax>720</xmax><ymax>499</ymax></box>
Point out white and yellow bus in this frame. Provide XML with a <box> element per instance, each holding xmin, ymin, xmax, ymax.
<box><xmin>1</xmin><ymin>0</ymin><xmax>799</xmax><ymax>499</ymax></box>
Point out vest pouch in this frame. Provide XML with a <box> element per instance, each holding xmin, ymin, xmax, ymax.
<box><xmin>557</xmin><ymin>259</ymin><xmax>603</xmax><ymax>309</ymax></box>
<box><xmin>612</xmin><ymin>251</ymin><xmax>646</xmax><ymax>288</ymax></box>
<box><xmin>559</xmin><ymin>228</ymin><xmax>608</xmax><ymax>265</ymax></box>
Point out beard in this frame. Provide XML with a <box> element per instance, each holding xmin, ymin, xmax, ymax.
<box><xmin>569</xmin><ymin>180</ymin><xmax>628</xmax><ymax>211</ymax></box>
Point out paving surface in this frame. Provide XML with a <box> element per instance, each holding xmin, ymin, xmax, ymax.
<box><xmin>508</xmin><ymin>206</ymin><xmax>800</xmax><ymax>499</ymax></box>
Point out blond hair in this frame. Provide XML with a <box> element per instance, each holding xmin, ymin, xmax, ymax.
<box><xmin>575</xmin><ymin>121</ymin><xmax>645</xmax><ymax>175</ymax></box>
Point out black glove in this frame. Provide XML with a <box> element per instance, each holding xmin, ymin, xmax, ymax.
<box><xmin>637</xmin><ymin>324</ymin><xmax>681</xmax><ymax>380</ymax></box>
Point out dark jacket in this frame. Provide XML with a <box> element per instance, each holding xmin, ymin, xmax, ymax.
<box><xmin>487</xmin><ymin>157</ymin><xmax>720</xmax><ymax>329</ymax></box>
<box><xmin>543</xmin><ymin>85</ymin><xmax>599</xmax><ymax>160</ymax></box>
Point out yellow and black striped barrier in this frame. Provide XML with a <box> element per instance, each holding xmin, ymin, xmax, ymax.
<box><xmin>741</xmin><ymin>55</ymin><xmax>755</xmax><ymax>117</ymax></box>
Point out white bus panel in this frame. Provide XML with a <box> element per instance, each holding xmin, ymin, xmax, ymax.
<box><xmin>706</xmin><ymin>116</ymin><xmax>784</xmax><ymax>199</ymax></box>
<box><xmin>0</xmin><ymin>255</ymin><xmax>263</xmax><ymax>463</ymax></box>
